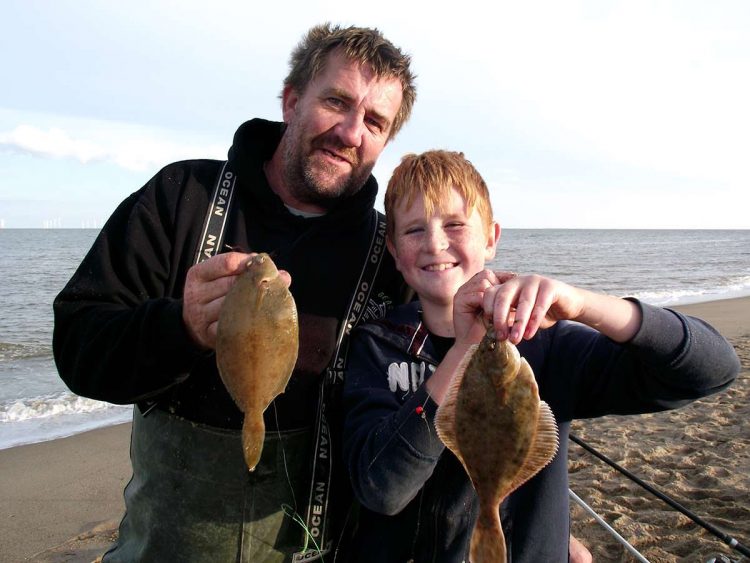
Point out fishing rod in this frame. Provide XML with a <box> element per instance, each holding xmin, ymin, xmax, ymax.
<box><xmin>569</xmin><ymin>489</ymin><xmax>651</xmax><ymax>563</ymax></box>
<box><xmin>569</xmin><ymin>434</ymin><xmax>750</xmax><ymax>558</ymax></box>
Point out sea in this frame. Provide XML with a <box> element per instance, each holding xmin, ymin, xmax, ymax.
<box><xmin>0</xmin><ymin>228</ymin><xmax>748</xmax><ymax>451</ymax></box>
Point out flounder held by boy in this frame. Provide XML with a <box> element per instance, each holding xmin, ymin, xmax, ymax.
<box><xmin>216</xmin><ymin>253</ymin><xmax>299</xmax><ymax>471</ymax></box>
<box><xmin>435</xmin><ymin>328</ymin><xmax>559</xmax><ymax>563</ymax></box>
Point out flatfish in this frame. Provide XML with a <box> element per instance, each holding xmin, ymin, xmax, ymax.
<box><xmin>216</xmin><ymin>253</ymin><xmax>299</xmax><ymax>471</ymax></box>
<box><xmin>435</xmin><ymin>328</ymin><xmax>558</xmax><ymax>562</ymax></box>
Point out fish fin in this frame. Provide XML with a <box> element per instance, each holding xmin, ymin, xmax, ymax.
<box><xmin>470</xmin><ymin>504</ymin><xmax>507</xmax><ymax>563</ymax></box>
<box><xmin>435</xmin><ymin>343</ymin><xmax>478</xmax><ymax>458</ymax></box>
<box><xmin>242</xmin><ymin>414</ymin><xmax>266</xmax><ymax>472</ymax></box>
<box><xmin>508</xmin><ymin>400</ymin><xmax>559</xmax><ymax>494</ymax></box>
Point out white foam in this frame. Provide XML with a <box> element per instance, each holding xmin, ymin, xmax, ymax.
<box><xmin>632</xmin><ymin>278</ymin><xmax>750</xmax><ymax>307</ymax></box>
<box><xmin>0</xmin><ymin>407</ymin><xmax>133</xmax><ymax>450</ymax></box>
<box><xmin>0</xmin><ymin>392</ymin><xmax>133</xmax><ymax>449</ymax></box>
<box><xmin>0</xmin><ymin>393</ymin><xmax>119</xmax><ymax>422</ymax></box>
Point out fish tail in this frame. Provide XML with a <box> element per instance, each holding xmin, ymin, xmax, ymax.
<box><xmin>242</xmin><ymin>414</ymin><xmax>266</xmax><ymax>472</ymax></box>
<box><xmin>470</xmin><ymin>507</ymin><xmax>507</xmax><ymax>563</ymax></box>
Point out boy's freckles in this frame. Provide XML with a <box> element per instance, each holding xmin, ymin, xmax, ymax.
<box><xmin>388</xmin><ymin>187</ymin><xmax>498</xmax><ymax>308</ymax></box>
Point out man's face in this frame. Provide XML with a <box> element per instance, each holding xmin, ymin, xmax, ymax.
<box><xmin>280</xmin><ymin>51</ymin><xmax>403</xmax><ymax>209</ymax></box>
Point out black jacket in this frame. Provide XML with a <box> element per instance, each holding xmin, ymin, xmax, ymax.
<box><xmin>53</xmin><ymin>118</ymin><xmax>406</xmax><ymax>431</ymax></box>
<box><xmin>343</xmin><ymin>300</ymin><xmax>739</xmax><ymax>562</ymax></box>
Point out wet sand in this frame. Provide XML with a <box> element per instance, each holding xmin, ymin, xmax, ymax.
<box><xmin>1</xmin><ymin>297</ymin><xmax>747</xmax><ymax>562</ymax></box>
<box><xmin>0</xmin><ymin>422</ymin><xmax>132</xmax><ymax>562</ymax></box>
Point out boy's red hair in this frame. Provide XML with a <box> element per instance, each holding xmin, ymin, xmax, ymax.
<box><xmin>385</xmin><ymin>150</ymin><xmax>494</xmax><ymax>239</ymax></box>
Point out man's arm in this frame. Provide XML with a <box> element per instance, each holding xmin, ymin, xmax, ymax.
<box><xmin>53</xmin><ymin>162</ymin><xmax>235</xmax><ymax>404</ymax></box>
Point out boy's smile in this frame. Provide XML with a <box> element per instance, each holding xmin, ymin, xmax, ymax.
<box><xmin>424</xmin><ymin>263</ymin><xmax>457</xmax><ymax>271</ymax></box>
<box><xmin>387</xmin><ymin>187</ymin><xmax>499</xmax><ymax>309</ymax></box>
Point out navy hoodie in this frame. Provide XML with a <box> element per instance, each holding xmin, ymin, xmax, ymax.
<box><xmin>343</xmin><ymin>300</ymin><xmax>739</xmax><ymax>562</ymax></box>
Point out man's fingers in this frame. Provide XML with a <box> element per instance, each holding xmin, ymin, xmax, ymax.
<box><xmin>186</xmin><ymin>252</ymin><xmax>256</xmax><ymax>305</ymax></box>
<box><xmin>183</xmin><ymin>252</ymin><xmax>255</xmax><ymax>350</ymax></box>
<box><xmin>278</xmin><ymin>270</ymin><xmax>292</xmax><ymax>289</ymax></box>
<box><xmin>185</xmin><ymin>270</ymin><xmax>236</xmax><ymax>305</ymax></box>
<box><xmin>204</xmin><ymin>320</ymin><xmax>219</xmax><ymax>350</ymax></box>
<box><xmin>192</xmin><ymin>252</ymin><xmax>256</xmax><ymax>282</ymax></box>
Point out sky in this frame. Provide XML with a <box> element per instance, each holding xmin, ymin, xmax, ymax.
<box><xmin>1</xmin><ymin>0</ymin><xmax>748</xmax><ymax>229</ymax></box>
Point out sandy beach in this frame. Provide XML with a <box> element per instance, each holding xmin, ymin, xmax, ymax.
<box><xmin>1</xmin><ymin>297</ymin><xmax>748</xmax><ymax>562</ymax></box>
<box><xmin>569</xmin><ymin>298</ymin><xmax>750</xmax><ymax>562</ymax></box>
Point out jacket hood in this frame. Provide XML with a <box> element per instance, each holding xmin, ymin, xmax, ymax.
<box><xmin>227</xmin><ymin>118</ymin><xmax>380</xmax><ymax>226</ymax></box>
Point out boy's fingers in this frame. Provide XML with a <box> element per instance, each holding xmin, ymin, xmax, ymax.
<box><xmin>495</xmin><ymin>270</ymin><xmax>518</xmax><ymax>284</ymax></box>
<box><xmin>489</xmin><ymin>284</ymin><xmax>517</xmax><ymax>340</ymax></box>
<box><xmin>509</xmin><ymin>276</ymin><xmax>541</xmax><ymax>344</ymax></box>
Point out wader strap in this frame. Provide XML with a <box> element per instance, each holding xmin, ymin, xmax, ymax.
<box><xmin>194</xmin><ymin>160</ymin><xmax>237</xmax><ymax>265</ymax></box>
<box><xmin>140</xmin><ymin>162</ymin><xmax>237</xmax><ymax>418</ymax></box>
<box><xmin>295</xmin><ymin>210</ymin><xmax>387</xmax><ymax>562</ymax></box>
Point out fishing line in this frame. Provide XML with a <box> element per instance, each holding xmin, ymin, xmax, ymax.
<box><xmin>281</xmin><ymin>503</ymin><xmax>324</xmax><ymax>558</ymax></box>
<box><xmin>418</xmin><ymin>394</ymin><xmax>433</xmax><ymax>434</ymax></box>
<box><xmin>366</xmin><ymin>393</ymin><xmax>438</xmax><ymax>471</ymax></box>
<box><xmin>272</xmin><ymin>403</ymin><xmax>326</xmax><ymax>559</ymax></box>
<box><xmin>272</xmin><ymin>402</ymin><xmax>298</xmax><ymax>512</ymax></box>
<box><xmin>365</xmin><ymin>420</ymin><xmax>404</xmax><ymax>470</ymax></box>
<box><xmin>330</xmin><ymin>500</ymin><xmax>357</xmax><ymax>563</ymax></box>
<box><xmin>570</xmin><ymin>434</ymin><xmax>750</xmax><ymax>558</ymax></box>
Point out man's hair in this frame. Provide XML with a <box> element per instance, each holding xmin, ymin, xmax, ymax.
<box><xmin>385</xmin><ymin>150</ymin><xmax>494</xmax><ymax>239</ymax></box>
<box><xmin>284</xmin><ymin>23</ymin><xmax>416</xmax><ymax>139</ymax></box>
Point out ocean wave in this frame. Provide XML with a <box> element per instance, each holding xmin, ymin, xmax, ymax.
<box><xmin>632</xmin><ymin>276</ymin><xmax>750</xmax><ymax>307</ymax></box>
<box><xmin>0</xmin><ymin>341</ymin><xmax>52</xmax><ymax>361</ymax></box>
<box><xmin>0</xmin><ymin>392</ymin><xmax>126</xmax><ymax>423</ymax></box>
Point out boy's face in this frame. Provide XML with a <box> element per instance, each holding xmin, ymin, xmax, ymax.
<box><xmin>387</xmin><ymin>187</ymin><xmax>499</xmax><ymax>308</ymax></box>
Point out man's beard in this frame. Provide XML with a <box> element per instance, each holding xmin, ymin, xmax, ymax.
<box><xmin>282</xmin><ymin>126</ymin><xmax>374</xmax><ymax>209</ymax></box>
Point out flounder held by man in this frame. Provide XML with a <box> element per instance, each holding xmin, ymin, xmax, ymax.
<box><xmin>435</xmin><ymin>328</ymin><xmax>559</xmax><ymax>562</ymax></box>
<box><xmin>216</xmin><ymin>253</ymin><xmax>299</xmax><ymax>471</ymax></box>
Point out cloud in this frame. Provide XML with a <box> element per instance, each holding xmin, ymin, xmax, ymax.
<box><xmin>0</xmin><ymin>123</ymin><xmax>226</xmax><ymax>172</ymax></box>
<box><xmin>0</xmin><ymin>125</ymin><xmax>106</xmax><ymax>163</ymax></box>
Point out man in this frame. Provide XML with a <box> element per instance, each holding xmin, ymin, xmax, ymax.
<box><xmin>53</xmin><ymin>23</ymin><xmax>416</xmax><ymax>562</ymax></box>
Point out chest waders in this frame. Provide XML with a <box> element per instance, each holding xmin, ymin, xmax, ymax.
<box><xmin>104</xmin><ymin>162</ymin><xmax>387</xmax><ymax>562</ymax></box>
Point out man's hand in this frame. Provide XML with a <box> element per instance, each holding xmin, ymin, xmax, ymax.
<box><xmin>182</xmin><ymin>252</ymin><xmax>256</xmax><ymax>350</ymax></box>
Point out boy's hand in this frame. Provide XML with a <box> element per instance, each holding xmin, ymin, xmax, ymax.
<box><xmin>453</xmin><ymin>270</ymin><xmax>518</xmax><ymax>346</ymax></box>
<box><xmin>182</xmin><ymin>252</ymin><xmax>258</xmax><ymax>350</ymax></box>
<box><xmin>483</xmin><ymin>273</ymin><xmax>585</xmax><ymax>344</ymax></box>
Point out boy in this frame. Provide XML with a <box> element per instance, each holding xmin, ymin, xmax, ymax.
<box><xmin>342</xmin><ymin>150</ymin><xmax>739</xmax><ymax>562</ymax></box>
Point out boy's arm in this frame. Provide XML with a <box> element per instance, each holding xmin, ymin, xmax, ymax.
<box><xmin>469</xmin><ymin>273</ymin><xmax>737</xmax><ymax>416</ymax></box>
<box><xmin>343</xmin><ymin>330</ymin><xmax>445</xmax><ymax>516</ymax></box>
<box><xmin>484</xmin><ymin>273</ymin><xmax>642</xmax><ymax>344</ymax></box>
